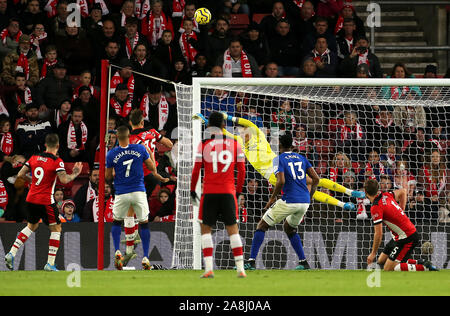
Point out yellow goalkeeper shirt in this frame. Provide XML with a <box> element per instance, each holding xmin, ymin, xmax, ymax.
<box><xmin>223</xmin><ymin>118</ymin><xmax>278</xmax><ymax>186</ymax></box>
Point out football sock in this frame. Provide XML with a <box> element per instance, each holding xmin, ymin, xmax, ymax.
<box><xmin>312</xmin><ymin>191</ymin><xmax>345</xmax><ymax>208</ymax></box>
<box><xmin>201</xmin><ymin>233</ymin><xmax>214</xmax><ymax>272</ymax></box>
<box><xmin>139</xmin><ymin>223</ymin><xmax>150</xmax><ymax>258</ymax></box>
<box><xmin>111</xmin><ymin>221</ymin><xmax>122</xmax><ymax>252</ymax></box>
<box><xmin>249</xmin><ymin>229</ymin><xmax>265</xmax><ymax>260</ymax></box>
<box><xmin>124</xmin><ymin>217</ymin><xmax>135</xmax><ymax>255</ymax></box>
<box><xmin>10</xmin><ymin>226</ymin><xmax>33</xmax><ymax>256</ymax></box>
<box><xmin>47</xmin><ymin>232</ymin><xmax>61</xmax><ymax>266</ymax></box>
<box><xmin>288</xmin><ymin>233</ymin><xmax>306</xmax><ymax>261</ymax></box>
<box><xmin>394</xmin><ymin>263</ymin><xmax>426</xmax><ymax>271</ymax></box>
<box><xmin>318</xmin><ymin>178</ymin><xmax>353</xmax><ymax>196</ymax></box>
<box><xmin>229</xmin><ymin>234</ymin><xmax>244</xmax><ymax>273</ymax></box>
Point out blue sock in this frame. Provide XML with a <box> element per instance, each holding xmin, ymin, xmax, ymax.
<box><xmin>249</xmin><ymin>230</ymin><xmax>265</xmax><ymax>260</ymax></box>
<box><xmin>139</xmin><ymin>224</ymin><xmax>151</xmax><ymax>258</ymax></box>
<box><xmin>111</xmin><ymin>222</ymin><xmax>122</xmax><ymax>253</ymax></box>
<box><xmin>288</xmin><ymin>233</ymin><xmax>306</xmax><ymax>261</ymax></box>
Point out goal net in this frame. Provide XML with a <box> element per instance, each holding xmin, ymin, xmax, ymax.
<box><xmin>173</xmin><ymin>78</ymin><xmax>450</xmax><ymax>270</ymax></box>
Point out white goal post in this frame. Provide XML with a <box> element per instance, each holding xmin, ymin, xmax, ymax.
<box><xmin>172</xmin><ymin>77</ymin><xmax>450</xmax><ymax>270</ymax></box>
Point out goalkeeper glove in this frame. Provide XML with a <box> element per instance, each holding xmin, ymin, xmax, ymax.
<box><xmin>190</xmin><ymin>191</ymin><xmax>199</xmax><ymax>206</ymax></box>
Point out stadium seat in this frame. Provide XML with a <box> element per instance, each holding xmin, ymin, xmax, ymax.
<box><xmin>316</xmin><ymin>160</ymin><xmax>328</xmax><ymax>176</ymax></box>
<box><xmin>64</xmin><ymin>162</ymin><xmax>90</xmax><ymax>178</ymax></box>
<box><xmin>314</xmin><ymin>139</ymin><xmax>334</xmax><ymax>161</ymax></box>
<box><xmin>252</xmin><ymin>13</ymin><xmax>269</xmax><ymax>24</ymax></box>
<box><xmin>229</xmin><ymin>14</ymin><xmax>250</xmax><ymax>35</ymax></box>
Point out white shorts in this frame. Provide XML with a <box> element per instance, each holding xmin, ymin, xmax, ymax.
<box><xmin>262</xmin><ymin>199</ymin><xmax>310</xmax><ymax>228</ymax></box>
<box><xmin>113</xmin><ymin>191</ymin><xmax>149</xmax><ymax>222</ymax></box>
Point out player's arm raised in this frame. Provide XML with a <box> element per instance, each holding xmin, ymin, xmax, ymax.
<box><xmin>57</xmin><ymin>162</ymin><xmax>83</xmax><ymax>184</ymax></box>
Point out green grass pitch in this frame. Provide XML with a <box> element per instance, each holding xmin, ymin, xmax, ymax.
<box><xmin>1</xmin><ymin>269</ymin><xmax>449</xmax><ymax>296</ymax></box>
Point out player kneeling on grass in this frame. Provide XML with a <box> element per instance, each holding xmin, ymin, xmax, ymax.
<box><xmin>4</xmin><ymin>134</ymin><xmax>83</xmax><ymax>272</ymax></box>
<box><xmin>364</xmin><ymin>178</ymin><xmax>438</xmax><ymax>271</ymax></box>
<box><xmin>106</xmin><ymin>125</ymin><xmax>168</xmax><ymax>270</ymax></box>
<box><xmin>190</xmin><ymin>112</ymin><xmax>247</xmax><ymax>278</ymax></box>
<box><xmin>246</xmin><ymin>133</ymin><xmax>320</xmax><ymax>271</ymax></box>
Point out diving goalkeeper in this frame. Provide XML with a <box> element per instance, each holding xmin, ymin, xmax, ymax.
<box><xmin>193</xmin><ymin>113</ymin><xmax>365</xmax><ymax>209</ymax></box>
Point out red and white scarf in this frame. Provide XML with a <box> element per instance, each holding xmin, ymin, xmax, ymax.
<box><xmin>16</xmin><ymin>53</ymin><xmax>30</xmax><ymax>80</ymax></box>
<box><xmin>0</xmin><ymin>132</ymin><xmax>13</xmax><ymax>156</ymax></box>
<box><xmin>423</xmin><ymin>165</ymin><xmax>447</xmax><ymax>197</ymax></box>
<box><xmin>30</xmin><ymin>32</ymin><xmax>47</xmax><ymax>60</ymax></box>
<box><xmin>135</xmin><ymin>0</ymin><xmax>150</xmax><ymax>20</ymax></box>
<box><xmin>172</xmin><ymin>0</ymin><xmax>185</xmax><ymax>17</ymax></box>
<box><xmin>340</xmin><ymin>123</ymin><xmax>363</xmax><ymax>141</ymax></box>
<box><xmin>312</xmin><ymin>48</ymin><xmax>331</xmax><ymax>65</ymax></box>
<box><xmin>144</xmin><ymin>10</ymin><xmax>170</xmax><ymax>46</ymax></box>
<box><xmin>67</xmin><ymin>121</ymin><xmax>88</xmax><ymax>150</ymax></box>
<box><xmin>390</xmin><ymin>86</ymin><xmax>409</xmax><ymax>100</ymax></box>
<box><xmin>111</xmin><ymin>97</ymin><xmax>133</xmax><ymax>118</ymax></box>
<box><xmin>223</xmin><ymin>49</ymin><xmax>253</xmax><ymax>78</ymax></box>
<box><xmin>44</xmin><ymin>0</ymin><xmax>58</xmax><ymax>18</ymax></box>
<box><xmin>375</xmin><ymin>116</ymin><xmax>394</xmax><ymax>128</ymax></box>
<box><xmin>344</xmin><ymin>37</ymin><xmax>353</xmax><ymax>54</ymax></box>
<box><xmin>40</xmin><ymin>58</ymin><xmax>57</xmax><ymax>80</ymax></box>
<box><xmin>0</xmin><ymin>28</ymin><xmax>22</xmax><ymax>45</ymax></box>
<box><xmin>110</xmin><ymin>71</ymin><xmax>135</xmax><ymax>98</ymax></box>
<box><xmin>293</xmin><ymin>0</ymin><xmax>305</xmax><ymax>8</ymax></box>
<box><xmin>54</xmin><ymin>109</ymin><xmax>71</xmax><ymax>128</ymax></box>
<box><xmin>0</xmin><ymin>98</ymin><xmax>9</xmax><ymax>117</ymax></box>
<box><xmin>77</xmin><ymin>0</ymin><xmax>89</xmax><ymax>18</ymax></box>
<box><xmin>140</xmin><ymin>93</ymin><xmax>169</xmax><ymax>129</ymax></box>
<box><xmin>86</xmin><ymin>181</ymin><xmax>97</xmax><ymax>203</ymax></box>
<box><xmin>0</xmin><ymin>180</ymin><xmax>8</xmax><ymax>210</ymax></box>
<box><xmin>92</xmin><ymin>0</ymin><xmax>109</xmax><ymax>15</ymax></box>
<box><xmin>92</xmin><ymin>196</ymin><xmax>114</xmax><ymax>222</ymax></box>
<box><xmin>125</xmin><ymin>32</ymin><xmax>140</xmax><ymax>59</ymax></box>
<box><xmin>293</xmin><ymin>138</ymin><xmax>309</xmax><ymax>153</ymax></box>
<box><xmin>365</xmin><ymin>162</ymin><xmax>385</xmax><ymax>180</ymax></box>
<box><xmin>329</xmin><ymin>167</ymin><xmax>349</xmax><ymax>183</ymax></box>
<box><xmin>179</xmin><ymin>31</ymin><xmax>197</xmax><ymax>66</ymax></box>
<box><xmin>16</xmin><ymin>87</ymin><xmax>33</xmax><ymax>106</ymax></box>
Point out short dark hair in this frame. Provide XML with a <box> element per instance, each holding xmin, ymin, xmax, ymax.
<box><xmin>129</xmin><ymin>109</ymin><xmax>144</xmax><ymax>126</ymax></box>
<box><xmin>364</xmin><ymin>179</ymin><xmax>379</xmax><ymax>197</ymax></box>
<box><xmin>116</xmin><ymin>125</ymin><xmax>130</xmax><ymax>141</ymax></box>
<box><xmin>280</xmin><ymin>133</ymin><xmax>293</xmax><ymax>149</ymax></box>
<box><xmin>208</xmin><ymin>112</ymin><xmax>224</xmax><ymax>129</ymax></box>
<box><xmin>45</xmin><ymin>133</ymin><xmax>60</xmax><ymax>148</ymax></box>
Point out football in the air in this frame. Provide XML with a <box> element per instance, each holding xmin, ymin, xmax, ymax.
<box><xmin>421</xmin><ymin>241</ymin><xmax>434</xmax><ymax>255</ymax></box>
<box><xmin>194</xmin><ymin>7</ymin><xmax>212</xmax><ymax>25</ymax></box>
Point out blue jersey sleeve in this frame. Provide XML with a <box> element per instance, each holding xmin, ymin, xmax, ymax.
<box><xmin>273</xmin><ymin>155</ymin><xmax>283</xmax><ymax>175</ymax></box>
<box><xmin>106</xmin><ymin>150</ymin><xmax>114</xmax><ymax>169</ymax></box>
<box><xmin>140</xmin><ymin>144</ymin><xmax>150</xmax><ymax>161</ymax></box>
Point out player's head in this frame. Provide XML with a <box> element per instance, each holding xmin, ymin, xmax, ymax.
<box><xmin>208</xmin><ymin>111</ymin><xmax>225</xmax><ymax>129</ymax></box>
<box><xmin>129</xmin><ymin>109</ymin><xmax>144</xmax><ymax>127</ymax></box>
<box><xmin>364</xmin><ymin>178</ymin><xmax>379</xmax><ymax>199</ymax></box>
<box><xmin>116</xmin><ymin>125</ymin><xmax>130</xmax><ymax>143</ymax></box>
<box><xmin>279</xmin><ymin>133</ymin><xmax>293</xmax><ymax>152</ymax></box>
<box><xmin>45</xmin><ymin>133</ymin><xmax>60</xmax><ymax>150</ymax></box>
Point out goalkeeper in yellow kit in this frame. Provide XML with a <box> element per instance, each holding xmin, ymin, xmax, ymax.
<box><xmin>193</xmin><ymin>112</ymin><xmax>365</xmax><ymax>210</ymax></box>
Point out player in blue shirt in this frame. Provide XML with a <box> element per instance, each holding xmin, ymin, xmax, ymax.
<box><xmin>106</xmin><ymin>125</ymin><xmax>166</xmax><ymax>270</ymax></box>
<box><xmin>245</xmin><ymin>133</ymin><xmax>320</xmax><ymax>270</ymax></box>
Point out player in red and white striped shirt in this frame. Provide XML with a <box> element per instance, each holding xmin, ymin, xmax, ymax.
<box><xmin>364</xmin><ymin>178</ymin><xmax>438</xmax><ymax>271</ymax></box>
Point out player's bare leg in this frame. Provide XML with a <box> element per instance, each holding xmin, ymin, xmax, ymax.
<box><xmin>5</xmin><ymin>222</ymin><xmax>39</xmax><ymax>271</ymax></box>
<box><xmin>44</xmin><ymin>224</ymin><xmax>62</xmax><ymax>271</ymax></box>
<box><xmin>200</xmin><ymin>224</ymin><xmax>215</xmax><ymax>278</ymax></box>
<box><xmin>225</xmin><ymin>224</ymin><xmax>246</xmax><ymax>278</ymax></box>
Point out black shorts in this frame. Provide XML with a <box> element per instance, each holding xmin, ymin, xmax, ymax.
<box><xmin>383</xmin><ymin>232</ymin><xmax>419</xmax><ymax>262</ymax></box>
<box><xmin>26</xmin><ymin>202</ymin><xmax>61</xmax><ymax>226</ymax></box>
<box><xmin>199</xmin><ymin>193</ymin><xmax>238</xmax><ymax>226</ymax></box>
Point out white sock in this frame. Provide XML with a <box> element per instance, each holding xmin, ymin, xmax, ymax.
<box><xmin>48</xmin><ymin>232</ymin><xmax>61</xmax><ymax>266</ymax></box>
<box><xmin>10</xmin><ymin>226</ymin><xmax>33</xmax><ymax>256</ymax></box>
<box><xmin>345</xmin><ymin>188</ymin><xmax>353</xmax><ymax>196</ymax></box>
<box><xmin>201</xmin><ymin>233</ymin><xmax>214</xmax><ymax>272</ymax></box>
<box><xmin>229</xmin><ymin>234</ymin><xmax>244</xmax><ymax>273</ymax></box>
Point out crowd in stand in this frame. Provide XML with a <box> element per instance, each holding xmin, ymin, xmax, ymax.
<box><xmin>0</xmin><ymin>0</ymin><xmax>449</xmax><ymax>225</ymax></box>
